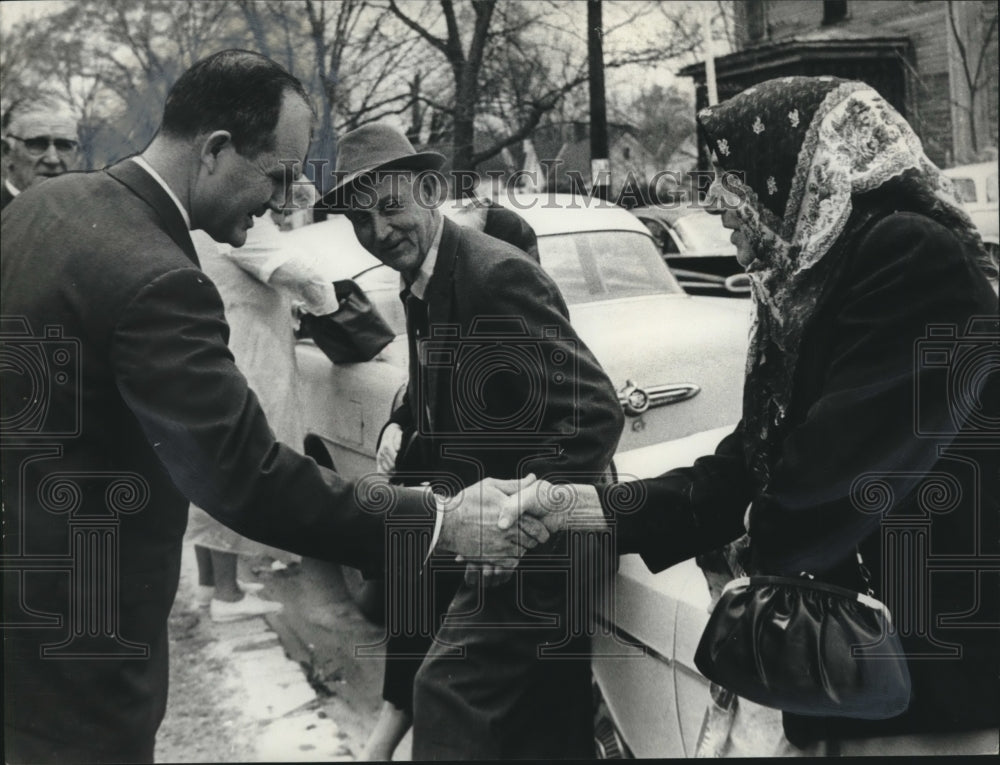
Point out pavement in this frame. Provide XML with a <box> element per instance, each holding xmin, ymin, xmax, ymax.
<box><xmin>157</xmin><ymin>544</ymin><xmax>412</xmax><ymax>762</ymax></box>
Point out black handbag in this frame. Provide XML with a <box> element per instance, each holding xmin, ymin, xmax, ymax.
<box><xmin>298</xmin><ymin>279</ymin><xmax>396</xmax><ymax>363</ymax></box>
<box><xmin>693</xmin><ymin>551</ymin><xmax>912</xmax><ymax>720</ymax></box>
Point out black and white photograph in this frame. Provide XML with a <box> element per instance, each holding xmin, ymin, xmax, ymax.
<box><xmin>1</xmin><ymin>0</ymin><xmax>998</xmax><ymax>761</ymax></box>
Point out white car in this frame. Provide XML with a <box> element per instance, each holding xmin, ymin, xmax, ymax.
<box><xmin>942</xmin><ymin>161</ymin><xmax>999</xmax><ymax>276</ymax></box>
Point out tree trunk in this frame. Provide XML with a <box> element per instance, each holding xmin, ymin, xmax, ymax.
<box><xmin>451</xmin><ymin>68</ymin><xmax>477</xmax><ymax>173</ymax></box>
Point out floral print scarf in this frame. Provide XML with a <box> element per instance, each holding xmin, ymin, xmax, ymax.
<box><xmin>696</xmin><ymin>76</ymin><xmax>982</xmax><ymax>490</ymax></box>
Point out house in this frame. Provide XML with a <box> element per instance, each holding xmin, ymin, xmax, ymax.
<box><xmin>680</xmin><ymin>0</ymin><xmax>998</xmax><ymax>167</ymax></box>
<box><xmin>527</xmin><ymin>121</ymin><xmax>664</xmax><ymax>205</ymax></box>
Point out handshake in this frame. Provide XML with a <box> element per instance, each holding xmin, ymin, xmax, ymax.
<box><xmin>433</xmin><ymin>473</ymin><xmax>607</xmax><ymax>585</ymax></box>
<box><xmin>376</xmin><ymin>422</ymin><xmax>608</xmax><ymax>584</ymax></box>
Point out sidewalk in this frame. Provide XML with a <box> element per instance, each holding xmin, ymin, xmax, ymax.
<box><xmin>155</xmin><ymin>546</ymin><xmax>363</xmax><ymax>762</ymax></box>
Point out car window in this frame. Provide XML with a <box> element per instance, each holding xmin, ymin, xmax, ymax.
<box><xmin>672</xmin><ymin>214</ymin><xmax>736</xmax><ymax>253</ymax></box>
<box><xmin>537</xmin><ymin>230</ymin><xmax>682</xmax><ymax>304</ymax></box>
<box><xmin>638</xmin><ymin>217</ymin><xmax>679</xmax><ymax>254</ymax></box>
<box><xmin>949</xmin><ymin>177</ymin><xmax>977</xmax><ymax>203</ymax></box>
<box><xmin>353</xmin><ymin>265</ymin><xmax>407</xmax><ymax>336</ymax></box>
<box><xmin>350</xmin><ymin>229</ymin><xmax>681</xmax><ymax>330</ymax></box>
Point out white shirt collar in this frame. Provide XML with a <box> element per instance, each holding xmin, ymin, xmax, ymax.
<box><xmin>130</xmin><ymin>155</ymin><xmax>191</xmax><ymax>230</ymax></box>
<box><xmin>403</xmin><ymin>214</ymin><xmax>445</xmax><ymax>300</ymax></box>
<box><xmin>4</xmin><ymin>178</ymin><xmax>20</xmax><ymax>198</ymax></box>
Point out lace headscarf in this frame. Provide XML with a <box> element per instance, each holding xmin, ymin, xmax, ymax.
<box><xmin>697</xmin><ymin>76</ymin><xmax>984</xmax><ymax>490</ymax></box>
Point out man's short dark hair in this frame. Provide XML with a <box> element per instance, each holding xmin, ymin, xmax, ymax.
<box><xmin>160</xmin><ymin>49</ymin><xmax>311</xmax><ymax>157</ymax></box>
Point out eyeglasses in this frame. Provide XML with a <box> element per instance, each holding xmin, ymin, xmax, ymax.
<box><xmin>7</xmin><ymin>134</ymin><xmax>79</xmax><ymax>157</ymax></box>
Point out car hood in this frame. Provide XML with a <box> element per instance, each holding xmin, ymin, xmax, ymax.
<box><xmin>567</xmin><ymin>294</ymin><xmax>750</xmax><ymax>452</ymax></box>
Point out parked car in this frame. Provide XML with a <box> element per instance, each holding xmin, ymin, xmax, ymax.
<box><xmin>286</xmin><ymin>195</ymin><xmax>754</xmax><ymax>755</ymax></box>
<box><xmin>631</xmin><ymin>205</ymin><xmax>751</xmax><ymax>297</ymax></box>
<box><xmin>942</xmin><ymin>161</ymin><xmax>999</xmax><ymax>277</ymax></box>
<box><xmin>592</xmin><ymin>425</ymin><xmax>756</xmax><ymax>758</ymax></box>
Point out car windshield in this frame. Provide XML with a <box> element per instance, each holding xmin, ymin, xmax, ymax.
<box><xmin>354</xmin><ymin>229</ymin><xmax>682</xmax><ymax>336</ymax></box>
<box><xmin>537</xmin><ymin>230</ymin><xmax>682</xmax><ymax>305</ymax></box>
<box><xmin>671</xmin><ymin>214</ymin><xmax>736</xmax><ymax>253</ymax></box>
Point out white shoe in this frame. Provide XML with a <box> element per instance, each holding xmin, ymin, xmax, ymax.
<box><xmin>210</xmin><ymin>593</ymin><xmax>283</xmax><ymax>623</ymax></box>
<box><xmin>195</xmin><ymin>580</ymin><xmax>264</xmax><ymax>609</ymax></box>
<box><xmin>195</xmin><ymin>585</ymin><xmax>214</xmax><ymax>608</ymax></box>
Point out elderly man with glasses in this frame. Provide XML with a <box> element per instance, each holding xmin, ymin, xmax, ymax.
<box><xmin>2</xmin><ymin>106</ymin><xmax>81</xmax><ymax>209</ymax></box>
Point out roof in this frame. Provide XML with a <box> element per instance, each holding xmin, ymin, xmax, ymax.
<box><xmin>496</xmin><ymin>193</ymin><xmax>652</xmax><ymax>237</ymax></box>
<box><xmin>679</xmin><ymin>34</ymin><xmax>911</xmax><ymax>80</ymax></box>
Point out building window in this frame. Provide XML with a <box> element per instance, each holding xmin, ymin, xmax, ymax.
<box><xmin>822</xmin><ymin>1</ymin><xmax>848</xmax><ymax>25</ymax></box>
<box><xmin>747</xmin><ymin>0</ymin><xmax>766</xmax><ymax>41</ymax></box>
<box><xmin>623</xmin><ymin>146</ymin><xmax>631</xmax><ymax>160</ymax></box>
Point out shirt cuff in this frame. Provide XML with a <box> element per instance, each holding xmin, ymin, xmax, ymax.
<box><xmin>425</xmin><ymin>489</ymin><xmax>446</xmax><ymax>564</ymax></box>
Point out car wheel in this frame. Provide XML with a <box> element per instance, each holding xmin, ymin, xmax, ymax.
<box><xmin>340</xmin><ymin>565</ymin><xmax>385</xmax><ymax>624</ymax></box>
<box><xmin>594</xmin><ymin>677</ymin><xmax>632</xmax><ymax>758</ymax></box>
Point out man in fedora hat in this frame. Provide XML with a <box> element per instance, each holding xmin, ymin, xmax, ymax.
<box><xmin>325</xmin><ymin>123</ymin><xmax>624</xmax><ymax>759</ymax></box>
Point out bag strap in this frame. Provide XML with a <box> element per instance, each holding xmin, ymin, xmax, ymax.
<box><xmin>797</xmin><ymin>546</ymin><xmax>874</xmax><ymax>597</ymax></box>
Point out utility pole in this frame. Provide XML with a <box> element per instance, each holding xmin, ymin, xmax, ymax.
<box><xmin>703</xmin><ymin>1</ymin><xmax>719</xmax><ymax>106</ymax></box>
<box><xmin>588</xmin><ymin>0</ymin><xmax>610</xmax><ymax>202</ymax></box>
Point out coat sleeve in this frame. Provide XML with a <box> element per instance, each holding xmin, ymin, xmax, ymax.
<box><xmin>605</xmin><ymin>424</ymin><xmax>753</xmax><ymax>573</ymax></box>
<box><xmin>109</xmin><ymin>266</ymin><xmax>433</xmax><ymax>574</ymax></box>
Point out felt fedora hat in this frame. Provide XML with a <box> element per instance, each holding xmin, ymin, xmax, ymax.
<box><xmin>320</xmin><ymin>123</ymin><xmax>446</xmax><ymax>211</ymax></box>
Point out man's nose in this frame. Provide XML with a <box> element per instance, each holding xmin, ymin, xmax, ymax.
<box><xmin>42</xmin><ymin>142</ymin><xmax>62</xmax><ymax>164</ymax></box>
<box><xmin>373</xmin><ymin>214</ymin><xmax>392</xmax><ymax>243</ymax></box>
<box><xmin>267</xmin><ymin>182</ymin><xmax>292</xmax><ymax>214</ymax></box>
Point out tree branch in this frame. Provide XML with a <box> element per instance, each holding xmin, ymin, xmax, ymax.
<box><xmin>387</xmin><ymin>0</ymin><xmax>450</xmax><ymax>56</ymax></box>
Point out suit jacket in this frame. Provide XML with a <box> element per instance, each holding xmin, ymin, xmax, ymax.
<box><xmin>0</xmin><ymin>159</ymin><xmax>432</xmax><ymax>763</ymax></box>
<box><xmin>605</xmin><ymin>211</ymin><xmax>999</xmax><ymax>743</ymax></box>
<box><xmin>388</xmin><ymin>216</ymin><xmax>623</xmax><ymax>489</ymax></box>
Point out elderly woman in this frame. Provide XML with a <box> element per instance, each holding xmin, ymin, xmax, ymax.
<box><xmin>516</xmin><ymin>76</ymin><xmax>998</xmax><ymax>755</ymax></box>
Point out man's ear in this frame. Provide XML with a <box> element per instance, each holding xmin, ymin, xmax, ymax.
<box><xmin>199</xmin><ymin>130</ymin><xmax>232</xmax><ymax>173</ymax></box>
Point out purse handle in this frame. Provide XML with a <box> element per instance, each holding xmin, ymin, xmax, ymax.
<box><xmin>800</xmin><ymin>548</ymin><xmax>874</xmax><ymax>598</ymax></box>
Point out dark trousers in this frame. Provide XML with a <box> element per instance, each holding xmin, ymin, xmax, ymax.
<box><xmin>411</xmin><ymin>531</ymin><xmax>601</xmax><ymax>760</ymax></box>
<box><xmin>5</xmin><ymin>726</ymin><xmax>154</xmax><ymax>765</ymax></box>
<box><xmin>381</xmin><ymin>556</ymin><xmax>464</xmax><ymax>715</ymax></box>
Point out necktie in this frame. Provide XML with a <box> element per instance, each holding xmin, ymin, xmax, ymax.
<box><xmin>402</xmin><ymin>289</ymin><xmax>432</xmax><ymax>430</ymax></box>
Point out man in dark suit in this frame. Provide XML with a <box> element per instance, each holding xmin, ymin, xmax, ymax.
<box><xmin>1</xmin><ymin>51</ymin><xmax>536</xmax><ymax>765</ymax></box>
<box><xmin>326</xmin><ymin>124</ymin><xmax>625</xmax><ymax>759</ymax></box>
<box><xmin>1</xmin><ymin>106</ymin><xmax>81</xmax><ymax>210</ymax></box>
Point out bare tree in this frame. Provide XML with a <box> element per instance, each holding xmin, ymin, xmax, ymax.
<box><xmin>385</xmin><ymin>0</ymin><xmax>703</xmax><ymax>173</ymax></box>
<box><xmin>948</xmin><ymin>0</ymin><xmax>998</xmax><ymax>159</ymax></box>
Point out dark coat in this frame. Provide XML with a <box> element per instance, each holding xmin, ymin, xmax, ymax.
<box><xmin>607</xmin><ymin>211</ymin><xmax>1000</xmax><ymax>744</ymax></box>
<box><xmin>386</xmin><ymin>217</ymin><xmax>624</xmax><ymax>759</ymax></box>
<box><xmin>389</xmin><ymin>216</ymin><xmax>623</xmax><ymax>487</ymax></box>
<box><xmin>0</xmin><ymin>160</ymin><xmax>432</xmax><ymax>763</ymax></box>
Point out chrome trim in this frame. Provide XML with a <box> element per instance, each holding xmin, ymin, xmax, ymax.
<box><xmin>618</xmin><ymin>381</ymin><xmax>700</xmax><ymax>416</ymax></box>
<box><xmin>593</xmin><ymin>616</ymin><xmax>669</xmax><ymax>666</ymax></box>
